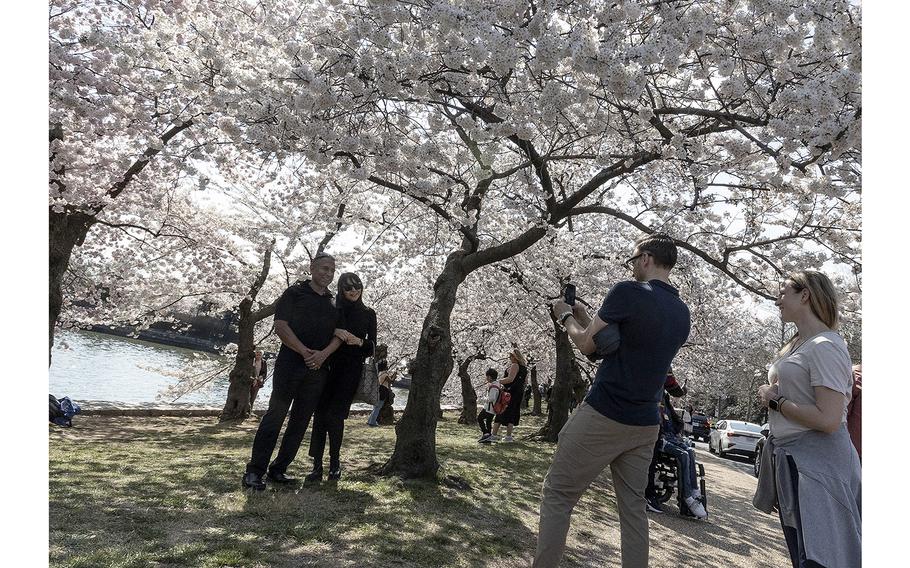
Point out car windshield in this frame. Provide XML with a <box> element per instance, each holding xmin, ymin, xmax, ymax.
<box><xmin>729</xmin><ymin>421</ymin><xmax>762</xmax><ymax>432</ymax></box>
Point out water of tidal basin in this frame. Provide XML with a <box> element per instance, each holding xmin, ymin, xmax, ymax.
<box><xmin>48</xmin><ymin>329</ymin><xmax>408</xmax><ymax>409</ymax></box>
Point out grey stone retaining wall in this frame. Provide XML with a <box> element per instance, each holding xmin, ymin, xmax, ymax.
<box><xmin>77</xmin><ymin>401</ymin><xmax>461</xmax><ymax>418</ymax></box>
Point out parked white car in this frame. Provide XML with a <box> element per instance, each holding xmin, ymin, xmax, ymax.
<box><xmin>709</xmin><ymin>419</ymin><xmax>764</xmax><ymax>459</ymax></box>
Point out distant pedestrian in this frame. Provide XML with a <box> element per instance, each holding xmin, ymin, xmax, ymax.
<box><xmin>249</xmin><ymin>349</ymin><xmax>268</xmax><ymax>410</ymax></box>
<box><xmin>682</xmin><ymin>404</ymin><xmax>693</xmax><ymax>438</ymax></box>
<box><xmin>367</xmin><ymin>362</ymin><xmax>392</xmax><ymax>427</ymax></box>
<box><xmin>477</xmin><ymin>368</ymin><xmax>501</xmax><ymax>443</ymax></box>
<box><xmin>490</xmin><ymin>348</ymin><xmax>527</xmax><ymax>442</ymax></box>
<box><xmin>847</xmin><ymin>363</ymin><xmax>861</xmax><ymax>461</ymax></box>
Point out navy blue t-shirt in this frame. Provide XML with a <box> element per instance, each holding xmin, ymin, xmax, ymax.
<box><xmin>584</xmin><ymin>280</ymin><xmax>691</xmax><ymax>426</ymax></box>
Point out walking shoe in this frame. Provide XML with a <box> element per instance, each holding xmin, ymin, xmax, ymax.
<box><xmin>503</xmin><ymin>435</ymin><xmax>514</xmax><ymax>442</ymax></box>
<box><xmin>478</xmin><ymin>433</ymin><xmax>492</xmax><ymax>443</ymax></box>
<box><xmin>479</xmin><ymin>435</ymin><xmax>493</xmax><ymax>444</ymax></box>
<box><xmin>367</xmin><ymin>420</ymin><xmax>378</xmax><ymax>427</ymax></box>
<box><xmin>646</xmin><ymin>497</ymin><xmax>664</xmax><ymax>513</ymax></box>
<box><xmin>304</xmin><ymin>467</ymin><xmax>324</xmax><ymax>483</ymax></box>
<box><xmin>266</xmin><ymin>471</ymin><xmax>298</xmax><ymax>484</ymax></box>
<box><xmin>685</xmin><ymin>496</ymin><xmax>708</xmax><ymax>519</ymax></box>
<box><xmin>327</xmin><ymin>467</ymin><xmax>342</xmax><ymax>481</ymax></box>
<box><xmin>242</xmin><ymin>471</ymin><xmax>266</xmax><ymax>491</ymax></box>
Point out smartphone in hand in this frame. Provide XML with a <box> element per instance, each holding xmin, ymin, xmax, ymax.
<box><xmin>564</xmin><ymin>283</ymin><xmax>576</xmax><ymax>306</ymax></box>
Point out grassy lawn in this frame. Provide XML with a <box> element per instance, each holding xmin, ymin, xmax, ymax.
<box><xmin>49</xmin><ymin>412</ymin><xmax>577</xmax><ymax>568</ymax></box>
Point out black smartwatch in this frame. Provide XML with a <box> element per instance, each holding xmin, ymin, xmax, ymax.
<box><xmin>559</xmin><ymin>312</ymin><xmax>573</xmax><ymax>325</ymax></box>
<box><xmin>768</xmin><ymin>396</ymin><xmax>786</xmax><ymax>412</ymax></box>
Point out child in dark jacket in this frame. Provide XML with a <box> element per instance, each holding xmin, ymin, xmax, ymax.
<box><xmin>477</xmin><ymin>368</ymin><xmax>500</xmax><ymax>443</ymax></box>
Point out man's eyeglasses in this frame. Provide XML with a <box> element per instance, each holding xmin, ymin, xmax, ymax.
<box><xmin>623</xmin><ymin>252</ymin><xmax>651</xmax><ymax>270</ymax></box>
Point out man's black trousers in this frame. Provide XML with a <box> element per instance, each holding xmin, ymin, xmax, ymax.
<box><xmin>246</xmin><ymin>366</ymin><xmax>328</xmax><ymax>476</ymax></box>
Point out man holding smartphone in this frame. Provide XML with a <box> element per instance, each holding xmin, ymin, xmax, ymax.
<box><xmin>533</xmin><ymin>234</ymin><xmax>691</xmax><ymax>568</ymax></box>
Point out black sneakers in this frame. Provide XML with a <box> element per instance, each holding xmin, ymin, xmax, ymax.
<box><xmin>242</xmin><ymin>471</ymin><xmax>266</xmax><ymax>491</ymax></box>
<box><xmin>646</xmin><ymin>497</ymin><xmax>664</xmax><ymax>513</ymax></box>
<box><xmin>327</xmin><ymin>467</ymin><xmax>342</xmax><ymax>481</ymax></box>
<box><xmin>304</xmin><ymin>467</ymin><xmax>324</xmax><ymax>483</ymax></box>
<box><xmin>267</xmin><ymin>471</ymin><xmax>298</xmax><ymax>484</ymax></box>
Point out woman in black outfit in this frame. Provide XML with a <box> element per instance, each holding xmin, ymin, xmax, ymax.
<box><xmin>491</xmin><ymin>348</ymin><xmax>528</xmax><ymax>442</ymax></box>
<box><xmin>306</xmin><ymin>272</ymin><xmax>376</xmax><ymax>481</ymax></box>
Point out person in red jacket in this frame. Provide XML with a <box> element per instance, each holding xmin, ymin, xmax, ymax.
<box><xmin>847</xmin><ymin>363</ymin><xmax>861</xmax><ymax>461</ymax></box>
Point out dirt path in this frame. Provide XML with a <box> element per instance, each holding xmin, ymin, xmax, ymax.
<box><xmin>568</xmin><ymin>442</ymin><xmax>791</xmax><ymax>568</ymax></box>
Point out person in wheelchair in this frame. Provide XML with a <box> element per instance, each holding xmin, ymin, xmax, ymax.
<box><xmin>645</xmin><ymin>371</ymin><xmax>708</xmax><ymax>519</ymax></box>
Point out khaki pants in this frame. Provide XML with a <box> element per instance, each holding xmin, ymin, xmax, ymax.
<box><xmin>533</xmin><ymin>402</ymin><xmax>659</xmax><ymax>568</ymax></box>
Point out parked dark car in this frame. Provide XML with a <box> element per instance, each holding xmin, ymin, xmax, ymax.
<box><xmin>753</xmin><ymin>423</ymin><xmax>770</xmax><ymax>477</ymax></box>
<box><xmin>691</xmin><ymin>413</ymin><xmax>712</xmax><ymax>442</ymax></box>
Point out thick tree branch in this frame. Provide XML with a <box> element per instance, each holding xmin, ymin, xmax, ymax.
<box><xmin>568</xmin><ymin>205</ymin><xmax>777</xmax><ymax>300</ymax></box>
<box><xmin>104</xmin><ymin>119</ymin><xmax>195</xmax><ymax>207</ymax></box>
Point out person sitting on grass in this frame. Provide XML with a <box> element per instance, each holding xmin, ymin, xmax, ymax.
<box><xmin>478</xmin><ymin>368</ymin><xmax>501</xmax><ymax>444</ymax></box>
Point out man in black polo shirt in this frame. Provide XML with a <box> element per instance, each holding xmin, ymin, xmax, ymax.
<box><xmin>534</xmin><ymin>234</ymin><xmax>691</xmax><ymax>568</ymax></box>
<box><xmin>242</xmin><ymin>253</ymin><xmax>344</xmax><ymax>490</ymax></box>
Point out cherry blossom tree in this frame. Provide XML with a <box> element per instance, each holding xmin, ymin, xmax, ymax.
<box><xmin>48</xmin><ymin>0</ymin><xmax>334</xmax><ymax>359</ymax></box>
<box><xmin>260</xmin><ymin>0</ymin><xmax>862</xmax><ymax>478</ymax></box>
<box><xmin>51</xmin><ymin>1</ymin><xmax>861</xmax><ymax>480</ymax></box>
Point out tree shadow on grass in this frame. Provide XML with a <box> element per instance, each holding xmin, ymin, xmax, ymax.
<box><xmin>51</xmin><ymin>415</ymin><xmax>545</xmax><ymax>567</ymax></box>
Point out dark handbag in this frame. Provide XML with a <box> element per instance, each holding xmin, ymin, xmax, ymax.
<box><xmin>353</xmin><ymin>357</ymin><xmax>380</xmax><ymax>405</ymax></box>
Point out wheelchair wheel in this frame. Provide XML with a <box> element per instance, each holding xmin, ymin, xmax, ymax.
<box><xmin>653</xmin><ymin>455</ymin><xmax>678</xmax><ymax>504</ymax></box>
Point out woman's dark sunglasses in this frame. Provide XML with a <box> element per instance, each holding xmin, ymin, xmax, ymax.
<box><xmin>342</xmin><ymin>284</ymin><xmax>362</xmax><ymax>292</ymax></box>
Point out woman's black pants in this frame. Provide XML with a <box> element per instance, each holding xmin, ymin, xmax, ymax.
<box><xmin>308</xmin><ymin>359</ymin><xmax>363</xmax><ymax>466</ymax></box>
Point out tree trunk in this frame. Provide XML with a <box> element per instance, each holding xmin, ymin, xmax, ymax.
<box><xmin>457</xmin><ymin>354</ymin><xmax>484</xmax><ymax>425</ymax></box>
<box><xmin>529</xmin><ymin>364</ymin><xmax>542</xmax><ymax>416</ymax></box>
<box><xmin>380</xmin><ymin>252</ymin><xmax>466</xmax><ymax>479</ymax></box>
<box><xmin>48</xmin><ymin>209</ymin><xmax>96</xmax><ymax>363</ymax></box>
<box><xmin>219</xmin><ymin>305</ymin><xmax>256</xmax><ymax>422</ymax></box>
<box><xmin>534</xmin><ymin>315</ymin><xmax>582</xmax><ymax>442</ymax></box>
<box><xmin>571</xmin><ymin>370</ymin><xmax>589</xmax><ymax>412</ymax></box>
<box><xmin>220</xmin><ymin>242</ymin><xmax>275</xmax><ymax>423</ymax></box>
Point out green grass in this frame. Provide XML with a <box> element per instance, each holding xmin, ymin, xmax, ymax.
<box><xmin>49</xmin><ymin>412</ymin><xmax>585</xmax><ymax>568</ymax></box>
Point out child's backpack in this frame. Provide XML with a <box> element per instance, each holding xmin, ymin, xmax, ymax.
<box><xmin>492</xmin><ymin>389</ymin><xmax>512</xmax><ymax>415</ymax></box>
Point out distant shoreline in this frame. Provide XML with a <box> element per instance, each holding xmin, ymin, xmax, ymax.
<box><xmin>84</xmin><ymin>325</ymin><xmax>228</xmax><ymax>354</ymax></box>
